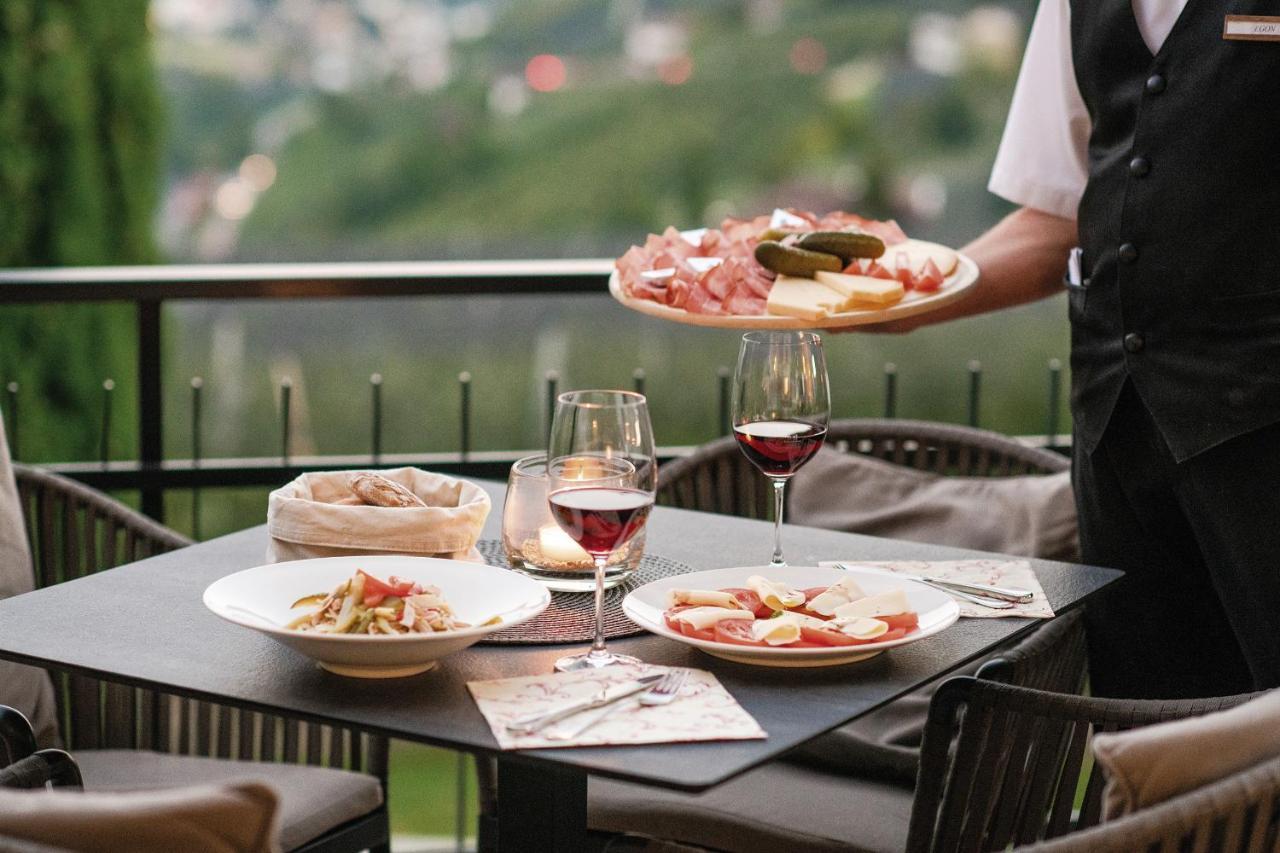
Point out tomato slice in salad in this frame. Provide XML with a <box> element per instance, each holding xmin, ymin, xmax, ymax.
<box><xmin>714</xmin><ymin>620</ymin><xmax>766</xmax><ymax>646</ymax></box>
<box><xmin>722</xmin><ymin>587</ymin><xmax>774</xmax><ymax>618</ymax></box>
<box><xmin>799</xmin><ymin>625</ymin><xmax>864</xmax><ymax>646</ymax></box>
<box><xmin>358</xmin><ymin>570</ymin><xmax>417</xmax><ymax>607</ymax></box>
<box><xmin>879</xmin><ymin>612</ymin><xmax>919</xmax><ymax>632</ymax></box>
<box><xmin>663</xmin><ymin>606</ymin><xmax>721</xmax><ymax>641</ymax></box>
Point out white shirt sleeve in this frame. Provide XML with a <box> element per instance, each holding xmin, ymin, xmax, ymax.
<box><xmin>988</xmin><ymin>0</ymin><xmax>1091</xmax><ymax>220</ymax></box>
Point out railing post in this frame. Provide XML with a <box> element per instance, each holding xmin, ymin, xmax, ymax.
<box><xmin>137</xmin><ymin>299</ymin><xmax>164</xmax><ymax>521</ymax></box>
<box><xmin>459</xmin><ymin>372</ymin><xmax>472</xmax><ymax>461</ymax></box>
<box><xmin>966</xmin><ymin>360</ymin><xmax>982</xmax><ymax>428</ymax></box>
<box><xmin>883</xmin><ymin>363</ymin><xmax>897</xmax><ymax>419</ymax></box>
<box><xmin>544</xmin><ymin>370</ymin><xmax>559</xmax><ymax>444</ymax></box>
<box><xmin>1046</xmin><ymin>358</ymin><xmax>1062</xmax><ymax>450</ymax></box>
<box><xmin>717</xmin><ymin>366</ymin><xmax>731</xmax><ymax>436</ymax></box>
<box><xmin>5</xmin><ymin>381</ymin><xmax>18</xmax><ymax>460</ymax></box>
<box><xmin>191</xmin><ymin>378</ymin><xmax>203</xmax><ymax>540</ymax></box>
<box><xmin>370</xmin><ymin>373</ymin><xmax>383</xmax><ymax>463</ymax></box>
<box><xmin>99</xmin><ymin>379</ymin><xmax>114</xmax><ymax>467</ymax></box>
<box><xmin>280</xmin><ymin>378</ymin><xmax>293</xmax><ymax>466</ymax></box>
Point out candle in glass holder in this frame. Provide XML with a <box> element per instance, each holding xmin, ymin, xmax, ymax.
<box><xmin>538</xmin><ymin>524</ymin><xmax>590</xmax><ymax>563</ymax></box>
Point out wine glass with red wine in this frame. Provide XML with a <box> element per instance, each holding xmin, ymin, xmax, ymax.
<box><xmin>547</xmin><ymin>390</ymin><xmax>657</xmax><ymax>672</ymax></box>
<box><xmin>732</xmin><ymin>331</ymin><xmax>831</xmax><ymax>568</ymax></box>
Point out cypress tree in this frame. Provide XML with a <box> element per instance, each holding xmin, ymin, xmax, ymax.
<box><xmin>0</xmin><ymin>0</ymin><xmax>161</xmax><ymax>462</ymax></box>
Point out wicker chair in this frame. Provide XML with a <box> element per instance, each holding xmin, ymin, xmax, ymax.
<box><xmin>0</xmin><ymin>705</ymin><xmax>81</xmax><ymax>790</ymax></box>
<box><xmin>10</xmin><ymin>465</ymin><xmax>390</xmax><ymax>853</ymax></box>
<box><xmin>590</xmin><ymin>676</ymin><xmax>1262</xmax><ymax>853</ymax></box>
<box><xmin>657</xmin><ymin>418</ymin><xmax>1068</xmax><ymax>520</ymax></box>
<box><xmin>1016</xmin><ymin>752</ymin><xmax>1280</xmax><ymax>852</ymax></box>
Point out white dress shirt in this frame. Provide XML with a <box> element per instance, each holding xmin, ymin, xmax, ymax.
<box><xmin>988</xmin><ymin>0</ymin><xmax>1190</xmax><ymax>219</ymax></box>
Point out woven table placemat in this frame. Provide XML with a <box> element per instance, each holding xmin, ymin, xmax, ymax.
<box><xmin>475</xmin><ymin>539</ymin><xmax>694</xmax><ymax>645</ymax></box>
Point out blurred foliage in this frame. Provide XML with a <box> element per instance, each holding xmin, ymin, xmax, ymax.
<box><xmin>0</xmin><ymin>0</ymin><xmax>160</xmax><ymax>461</ymax></box>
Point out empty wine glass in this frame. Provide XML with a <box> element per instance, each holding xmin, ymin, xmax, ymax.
<box><xmin>731</xmin><ymin>331</ymin><xmax>831</xmax><ymax>568</ymax></box>
<box><xmin>547</xmin><ymin>390</ymin><xmax>657</xmax><ymax>672</ymax></box>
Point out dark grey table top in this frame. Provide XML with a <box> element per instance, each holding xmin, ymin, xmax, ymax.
<box><xmin>0</xmin><ymin>481</ymin><xmax>1120</xmax><ymax>792</ymax></box>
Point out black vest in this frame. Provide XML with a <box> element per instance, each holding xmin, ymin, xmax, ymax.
<box><xmin>1069</xmin><ymin>0</ymin><xmax>1280</xmax><ymax>461</ymax></box>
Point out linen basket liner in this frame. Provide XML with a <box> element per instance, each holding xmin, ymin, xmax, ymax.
<box><xmin>474</xmin><ymin>539</ymin><xmax>694</xmax><ymax>644</ymax></box>
<box><xmin>266</xmin><ymin>467</ymin><xmax>490</xmax><ymax>555</ymax></box>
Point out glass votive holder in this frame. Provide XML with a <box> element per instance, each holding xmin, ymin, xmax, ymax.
<box><xmin>502</xmin><ymin>453</ymin><xmax>644</xmax><ymax>592</ymax></box>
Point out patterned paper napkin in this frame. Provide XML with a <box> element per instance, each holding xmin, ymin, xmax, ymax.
<box><xmin>467</xmin><ymin>663</ymin><xmax>767</xmax><ymax>750</ymax></box>
<box><xmin>819</xmin><ymin>559</ymin><xmax>1055</xmax><ymax>619</ymax></box>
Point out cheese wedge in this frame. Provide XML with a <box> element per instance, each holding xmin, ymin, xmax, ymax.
<box><xmin>814</xmin><ymin>271</ymin><xmax>905</xmax><ymax>306</ymax></box>
<box><xmin>765</xmin><ymin>275</ymin><xmax>847</xmax><ymax>320</ymax></box>
<box><xmin>671</xmin><ymin>606</ymin><xmax>755</xmax><ymax>630</ymax></box>
<box><xmin>750</xmin><ymin>611</ymin><xmax>828</xmax><ymax>645</ymax></box>
<box><xmin>890</xmin><ymin>239</ymin><xmax>959</xmax><ymax>277</ymax></box>
<box><xmin>806</xmin><ymin>576</ymin><xmax>867</xmax><ymax>617</ymax></box>
<box><xmin>832</xmin><ymin>589</ymin><xmax>909</xmax><ymax>620</ymax></box>
<box><xmin>747</xmin><ymin>575</ymin><xmax>806</xmax><ymax>610</ymax></box>
<box><xmin>836</xmin><ymin>616</ymin><xmax>890</xmax><ymax>640</ymax></box>
<box><xmin>667</xmin><ymin>589</ymin><xmax>742</xmax><ymax>610</ymax></box>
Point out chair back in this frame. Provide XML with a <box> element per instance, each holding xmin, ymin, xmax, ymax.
<box><xmin>906</xmin><ymin>678</ymin><xmax>1259</xmax><ymax>853</ymax></box>
<box><xmin>11</xmin><ymin>465</ymin><xmax>388</xmax><ymax>783</ymax></box>
<box><xmin>976</xmin><ymin>609</ymin><xmax>1086</xmax><ymax>695</ymax></box>
<box><xmin>657</xmin><ymin>418</ymin><xmax>1068</xmax><ymax>519</ymax></box>
<box><xmin>1016</xmin><ymin>751</ymin><xmax>1280</xmax><ymax>852</ymax></box>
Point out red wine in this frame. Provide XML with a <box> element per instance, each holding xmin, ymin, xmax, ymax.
<box><xmin>734</xmin><ymin>420</ymin><xmax>826</xmax><ymax>476</ymax></box>
<box><xmin>549</xmin><ymin>487</ymin><xmax>654</xmax><ymax>556</ymax></box>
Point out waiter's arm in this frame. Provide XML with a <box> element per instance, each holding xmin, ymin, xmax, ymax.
<box><xmin>860</xmin><ymin>206</ymin><xmax>1077</xmax><ymax>333</ymax></box>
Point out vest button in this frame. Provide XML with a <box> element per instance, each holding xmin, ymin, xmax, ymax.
<box><xmin>1118</xmin><ymin>243</ymin><xmax>1139</xmax><ymax>263</ymax></box>
<box><xmin>1146</xmin><ymin>74</ymin><xmax>1166</xmax><ymax>94</ymax></box>
<box><xmin>1129</xmin><ymin>156</ymin><xmax>1150</xmax><ymax>177</ymax></box>
<box><xmin>1123</xmin><ymin>333</ymin><xmax>1145</xmax><ymax>353</ymax></box>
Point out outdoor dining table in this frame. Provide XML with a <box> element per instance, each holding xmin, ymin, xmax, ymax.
<box><xmin>0</xmin><ymin>478</ymin><xmax>1121</xmax><ymax>852</ymax></box>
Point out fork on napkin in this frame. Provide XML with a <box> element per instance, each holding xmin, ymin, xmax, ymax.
<box><xmin>468</xmin><ymin>664</ymin><xmax>766</xmax><ymax>749</ymax></box>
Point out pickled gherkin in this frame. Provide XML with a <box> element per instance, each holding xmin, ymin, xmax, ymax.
<box><xmin>796</xmin><ymin>231</ymin><xmax>886</xmax><ymax>262</ymax></box>
<box><xmin>753</xmin><ymin>241</ymin><xmax>843</xmax><ymax>277</ymax></box>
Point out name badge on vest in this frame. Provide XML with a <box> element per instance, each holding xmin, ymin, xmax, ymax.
<box><xmin>1223</xmin><ymin>15</ymin><xmax>1280</xmax><ymax>40</ymax></box>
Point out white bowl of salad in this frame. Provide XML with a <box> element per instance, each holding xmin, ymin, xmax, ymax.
<box><xmin>203</xmin><ymin>555</ymin><xmax>550</xmax><ymax>678</ymax></box>
<box><xmin>622</xmin><ymin>564</ymin><xmax>959</xmax><ymax>667</ymax></box>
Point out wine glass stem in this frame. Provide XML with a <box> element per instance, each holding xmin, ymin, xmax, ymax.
<box><xmin>770</xmin><ymin>477</ymin><xmax>787</xmax><ymax>568</ymax></box>
<box><xmin>588</xmin><ymin>554</ymin><xmax>610</xmax><ymax>659</ymax></box>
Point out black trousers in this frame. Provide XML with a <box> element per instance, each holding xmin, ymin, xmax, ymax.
<box><xmin>1074</xmin><ymin>382</ymin><xmax>1280</xmax><ymax>699</ymax></box>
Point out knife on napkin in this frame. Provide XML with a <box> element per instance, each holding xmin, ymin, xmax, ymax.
<box><xmin>505</xmin><ymin>674</ymin><xmax>663</xmax><ymax>736</ymax></box>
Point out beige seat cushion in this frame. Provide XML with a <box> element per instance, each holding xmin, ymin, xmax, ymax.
<box><xmin>0</xmin><ymin>416</ymin><xmax>59</xmax><ymax>749</ymax></box>
<box><xmin>589</xmin><ymin>760</ymin><xmax>913</xmax><ymax>853</ymax></box>
<box><xmin>76</xmin><ymin>750</ymin><xmax>382</xmax><ymax>852</ymax></box>
<box><xmin>1093</xmin><ymin>688</ymin><xmax>1280</xmax><ymax>820</ymax></box>
<box><xmin>0</xmin><ymin>780</ymin><xmax>279</xmax><ymax>853</ymax></box>
<box><xmin>789</xmin><ymin>449</ymin><xmax>1079</xmax><ymax>562</ymax></box>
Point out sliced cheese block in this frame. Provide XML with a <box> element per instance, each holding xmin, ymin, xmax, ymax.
<box><xmin>890</xmin><ymin>239</ymin><xmax>959</xmax><ymax>277</ymax></box>
<box><xmin>832</xmin><ymin>589</ymin><xmax>910</xmax><ymax>620</ymax></box>
<box><xmin>765</xmin><ymin>275</ymin><xmax>847</xmax><ymax>320</ymax></box>
<box><xmin>667</xmin><ymin>589</ymin><xmax>742</xmax><ymax>610</ymax></box>
<box><xmin>747</xmin><ymin>575</ymin><xmax>806</xmax><ymax>610</ymax></box>
<box><xmin>835</xmin><ymin>616</ymin><xmax>890</xmax><ymax>640</ymax></box>
<box><xmin>750</xmin><ymin>611</ymin><xmax>828</xmax><ymax>645</ymax></box>
<box><xmin>814</xmin><ymin>271</ymin><xmax>905</xmax><ymax>306</ymax></box>
<box><xmin>806</xmin><ymin>576</ymin><xmax>867</xmax><ymax>617</ymax></box>
<box><xmin>672</xmin><ymin>606</ymin><xmax>755</xmax><ymax>630</ymax></box>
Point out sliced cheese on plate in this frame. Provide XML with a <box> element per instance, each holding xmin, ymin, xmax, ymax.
<box><xmin>814</xmin><ymin>271</ymin><xmax>905</xmax><ymax>306</ymax></box>
<box><xmin>889</xmin><ymin>239</ymin><xmax>959</xmax><ymax>277</ymax></box>
<box><xmin>748</xmin><ymin>575</ymin><xmax>805</xmax><ymax>610</ymax></box>
<box><xmin>765</xmin><ymin>275</ymin><xmax>847</xmax><ymax>320</ymax></box>
<box><xmin>672</xmin><ymin>606</ymin><xmax>755</xmax><ymax>630</ymax></box>
<box><xmin>833</xmin><ymin>589</ymin><xmax>909</xmax><ymax>620</ymax></box>
<box><xmin>806</xmin><ymin>575</ymin><xmax>867</xmax><ymax>617</ymax></box>
<box><xmin>667</xmin><ymin>589</ymin><xmax>743</xmax><ymax>609</ymax></box>
<box><xmin>835</xmin><ymin>616</ymin><xmax>890</xmax><ymax>640</ymax></box>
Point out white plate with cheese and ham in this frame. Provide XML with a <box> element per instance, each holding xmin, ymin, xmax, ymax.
<box><xmin>621</xmin><ymin>565</ymin><xmax>959</xmax><ymax>667</ymax></box>
<box><xmin>610</xmin><ymin>208</ymin><xmax>978</xmax><ymax>330</ymax></box>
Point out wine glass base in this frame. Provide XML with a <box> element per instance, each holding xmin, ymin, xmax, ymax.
<box><xmin>554</xmin><ymin>650</ymin><xmax>642</xmax><ymax>672</ymax></box>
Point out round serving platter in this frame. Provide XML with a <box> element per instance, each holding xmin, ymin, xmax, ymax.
<box><xmin>608</xmin><ymin>252</ymin><xmax>979</xmax><ymax>330</ymax></box>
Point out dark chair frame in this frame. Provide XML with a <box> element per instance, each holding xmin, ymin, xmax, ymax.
<box><xmin>657</xmin><ymin>418</ymin><xmax>1068</xmax><ymax>520</ymax></box>
<box><xmin>0</xmin><ymin>705</ymin><xmax>82</xmax><ymax>790</ymax></box>
<box><xmin>905</xmin><ymin>677</ymin><xmax>1262</xmax><ymax>852</ymax></box>
<box><xmin>10</xmin><ymin>464</ymin><xmax>390</xmax><ymax>853</ymax></box>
